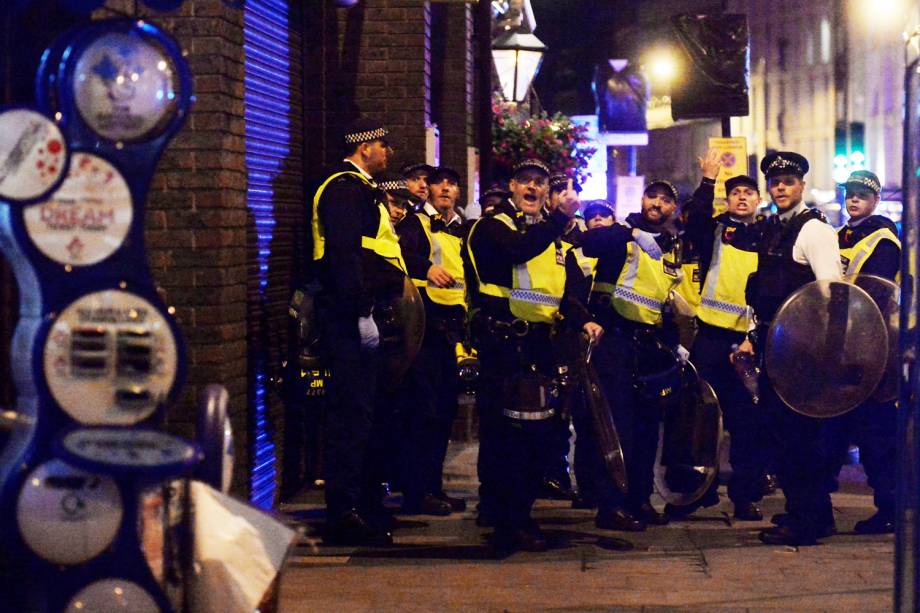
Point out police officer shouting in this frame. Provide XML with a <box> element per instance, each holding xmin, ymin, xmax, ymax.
<box><xmin>674</xmin><ymin>150</ymin><xmax>767</xmax><ymax>521</ymax></box>
<box><xmin>312</xmin><ymin>119</ymin><xmax>406</xmax><ymax>546</ymax></box>
<box><xmin>738</xmin><ymin>152</ymin><xmax>842</xmax><ymax>546</ymax></box>
<box><xmin>464</xmin><ymin>158</ymin><xmax>587</xmax><ymax>551</ymax></box>
<box><xmin>396</xmin><ymin>166</ymin><xmax>469</xmax><ymax>516</ymax></box>
<box><xmin>579</xmin><ymin>179</ymin><xmax>684</xmax><ymax>531</ymax></box>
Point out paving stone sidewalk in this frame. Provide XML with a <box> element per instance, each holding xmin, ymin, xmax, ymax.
<box><xmin>277</xmin><ymin>443</ymin><xmax>894</xmax><ymax>612</ymax></box>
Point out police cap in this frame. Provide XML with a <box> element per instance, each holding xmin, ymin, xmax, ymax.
<box><xmin>644</xmin><ymin>179</ymin><xmax>679</xmax><ymax>202</ymax></box>
<box><xmin>512</xmin><ymin>158</ymin><xmax>551</xmax><ymax>178</ymax></box>
<box><xmin>760</xmin><ymin>151</ymin><xmax>809</xmax><ymax>179</ymax></box>
<box><xmin>400</xmin><ymin>162</ymin><xmax>435</xmax><ymax>178</ymax></box>
<box><xmin>549</xmin><ymin>172</ymin><xmax>581</xmax><ymax>193</ymax></box>
<box><xmin>429</xmin><ymin>166</ymin><xmax>461</xmax><ymax>185</ymax></box>
<box><xmin>344</xmin><ymin>118</ymin><xmax>390</xmax><ymax>146</ymax></box>
<box><xmin>376</xmin><ymin>171</ymin><xmax>416</xmax><ymax>202</ymax></box>
<box><xmin>481</xmin><ymin>182</ymin><xmax>511</xmax><ymax>201</ymax></box>
<box><xmin>725</xmin><ymin>175</ymin><xmax>759</xmax><ymax>195</ymax></box>
<box><xmin>583</xmin><ymin>200</ymin><xmax>615</xmax><ymax>219</ymax></box>
<box><xmin>845</xmin><ymin>170</ymin><xmax>881</xmax><ymax>195</ymax></box>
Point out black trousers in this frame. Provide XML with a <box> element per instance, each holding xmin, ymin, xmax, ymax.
<box><xmin>592</xmin><ymin>328</ymin><xmax>663</xmax><ymax>512</ymax></box>
<box><xmin>319</xmin><ymin>313</ymin><xmax>380</xmax><ymax>520</ymax></box>
<box><xmin>826</xmin><ymin>398</ymin><xmax>897</xmax><ymax>517</ymax></box>
<box><xmin>761</xmin><ymin>370</ymin><xmax>835</xmax><ymax>534</ymax></box>
<box><xmin>401</xmin><ymin>322</ymin><xmax>460</xmax><ymax>505</ymax></box>
<box><xmin>691</xmin><ymin>321</ymin><xmax>767</xmax><ymax>505</ymax></box>
<box><xmin>476</xmin><ymin>329</ymin><xmax>558</xmax><ymax>531</ymax></box>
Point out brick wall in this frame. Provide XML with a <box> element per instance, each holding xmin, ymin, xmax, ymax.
<box><xmin>304</xmin><ymin>0</ymin><xmax>432</xmax><ymax>179</ymax></box>
<box><xmin>432</xmin><ymin>3</ymin><xmax>474</xmax><ymax>197</ymax></box>
<box><xmin>96</xmin><ymin>0</ymin><xmax>253</xmax><ymax>492</ymax></box>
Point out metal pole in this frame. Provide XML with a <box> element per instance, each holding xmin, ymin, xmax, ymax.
<box><xmin>896</xmin><ymin>33</ymin><xmax>920</xmax><ymax>613</ymax></box>
<box><xmin>721</xmin><ymin>115</ymin><xmax>731</xmax><ymax>138</ymax></box>
<box><xmin>475</xmin><ymin>0</ymin><xmax>493</xmax><ymax>193</ymax></box>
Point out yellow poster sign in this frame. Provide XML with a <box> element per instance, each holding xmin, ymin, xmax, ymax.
<box><xmin>708</xmin><ymin>137</ymin><xmax>749</xmax><ymax>199</ymax></box>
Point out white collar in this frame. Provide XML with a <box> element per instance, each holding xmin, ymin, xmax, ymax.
<box><xmin>343</xmin><ymin>159</ymin><xmax>373</xmax><ymax>182</ymax></box>
<box><xmin>424</xmin><ymin>202</ymin><xmax>460</xmax><ymax>225</ymax></box>
<box><xmin>847</xmin><ymin>215</ymin><xmax>869</xmax><ymax>227</ymax></box>
<box><xmin>777</xmin><ymin>201</ymin><xmax>807</xmax><ymax>221</ymax></box>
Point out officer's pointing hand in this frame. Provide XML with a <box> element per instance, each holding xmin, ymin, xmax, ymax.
<box><xmin>558</xmin><ymin>179</ymin><xmax>580</xmax><ymax>217</ymax></box>
<box><xmin>582</xmin><ymin>321</ymin><xmax>604</xmax><ymax>344</ymax></box>
<box><xmin>699</xmin><ymin>148</ymin><xmax>722</xmax><ymax>181</ymax></box>
<box><xmin>427</xmin><ymin>264</ymin><xmax>455</xmax><ymax>288</ymax></box>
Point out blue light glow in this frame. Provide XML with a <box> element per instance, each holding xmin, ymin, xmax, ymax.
<box><xmin>244</xmin><ymin>0</ymin><xmax>292</xmax><ymax>510</ymax></box>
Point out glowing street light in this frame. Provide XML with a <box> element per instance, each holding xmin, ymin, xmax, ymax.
<box><xmin>644</xmin><ymin>48</ymin><xmax>679</xmax><ymax>87</ymax></box>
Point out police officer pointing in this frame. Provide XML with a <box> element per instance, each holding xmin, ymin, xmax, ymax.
<box><xmin>464</xmin><ymin>158</ymin><xmax>588</xmax><ymax>551</ymax></box>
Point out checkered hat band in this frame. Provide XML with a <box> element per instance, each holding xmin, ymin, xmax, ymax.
<box><xmin>848</xmin><ymin>176</ymin><xmax>881</xmax><ymax>192</ymax></box>
<box><xmin>379</xmin><ymin>179</ymin><xmax>408</xmax><ymax>191</ymax></box>
<box><xmin>345</xmin><ymin>127</ymin><xmax>389</xmax><ymax>144</ymax></box>
<box><xmin>513</xmin><ymin>160</ymin><xmax>550</xmax><ymax>174</ymax></box>
<box><xmin>767</xmin><ymin>158</ymin><xmax>803</xmax><ymax>174</ymax></box>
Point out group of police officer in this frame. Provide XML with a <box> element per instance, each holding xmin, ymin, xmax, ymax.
<box><xmin>309</xmin><ymin>117</ymin><xmax>900</xmax><ymax>551</ymax></box>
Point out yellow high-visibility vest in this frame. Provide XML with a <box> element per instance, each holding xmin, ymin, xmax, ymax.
<box><xmin>697</xmin><ymin>225</ymin><xmax>758</xmax><ymax>332</ymax></box>
<box><xmin>594</xmin><ymin>241</ymin><xmax>682</xmax><ymax>325</ymax></box>
<box><xmin>411</xmin><ymin>214</ymin><xmax>466</xmax><ymax>308</ymax></box>
<box><xmin>675</xmin><ymin>258</ymin><xmax>702</xmax><ymax>315</ymax></box>
<box><xmin>467</xmin><ymin>212</ymin><xmax>566</xmax><ymax>323</ymax></box>
<box><xmin>312</xmin><ymin>171</ymin><xmax>406</xmax><ymax>273</ymax></box>
<box><xmin>839</xmin><ymin>227</ymin><xmax>900</xmax><ymax>279</ymax></box>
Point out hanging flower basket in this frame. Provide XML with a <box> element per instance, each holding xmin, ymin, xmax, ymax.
<box><xmin>492</xmin><ymin>99</ymin><xmax>596</xmax><ymax>185</ymax></box>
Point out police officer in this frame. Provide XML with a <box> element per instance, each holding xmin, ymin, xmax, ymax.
<box><xmin>396</xmin><ymin>166</ymin><xmax>469</xmax><ymax>516</ymax></box>
<box><xmin>312</xmin><ymin>119</ymin><xmax>406</xmax><ymax>546</ymax></box>
<box><xmin>377</xmin><ymin>172</ymin><xmax>414</xmax><ymax>229</ymax></box>
<box><xmin>674</xmin><ymin>150</ymin><xmax>766</xmax><ymax>521</ymax></box>
<box><xmin>583</xmin><ymin>200</ymin><xmax>616</xmax><ymax>229</ymax></box>
<box><xmin>480</xmin><ymin>183</ymin><xmax>512</xmax><ymax>217</ymax></box>
<box><xmin>579</xmin><ymin>179</ymin><xmax>685</xmax><ymax>531</ymax></box>
<box><xmin>548</xmin><ymin>173</ymin><xmax>587</xmax><ymax>243</ymax></box>
<box><xmin>464</xmin><ymin>158</ymin><xmax>589</xmax><ymax>551</ymax></box>
<box><xmin>737</xmin><ymin>152</ymin><xmax>843</xmax><ymax>546</ymax></box>
<box><xmin>829</xmin><ymin>169</ymin><xmax>899</xmax><ymax>534</ymax></box>
<box><xmin>400</xmin><ymin>162</ymin><xmax>435</xmax><ymax>210</ymax></box>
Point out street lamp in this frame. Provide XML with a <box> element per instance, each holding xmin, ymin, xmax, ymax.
<box><xmin>492</xmin><ymin>30</ymin><xmax>546</xmax><ymax>103</ymax></box>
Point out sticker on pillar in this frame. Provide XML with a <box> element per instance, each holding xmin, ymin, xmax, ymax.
<box><xmin>24</xmin><ymin>152</ymin><xmax>133</xmax><ymax>266</ymax></box>
<box><xmin>0</xmin><ymin>108</ymin><xmax>69</xmax><ymax>204</ymax></box>
<box><xmin>43</xmin><ymin>290</ymin><xmax>178</xmax><ymax>425</ymax></box>
<box><xmin>65</xmin><ymin>579</ymin><xmax>159</xmax><ymax>613</ymax></box>
<box><xmin>16</xmin><ymin>459</ymin><xmax>123</xmax><ymax>565</ymax></box>
<box><xmin>59</xmin><ymin>428</ymin><xmax>199</xmax><ymax>476</ymax></box>
<box><xmin>71</xmin><ymin>30</ymin><xmax>180</xmax><ymax>143</ymax></box>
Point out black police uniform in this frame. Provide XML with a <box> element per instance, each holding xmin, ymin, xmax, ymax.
<box><xmin>580</xmin><ymin>212</ymin><xmax>682</xmax><ymax>526</ymax></box>
<box><xmin>682</xmin><ymin>177</ymin><xmax>767</xmax><ymax>513</ymax></box>
<box><xmin>313</xmin><ymin>160</ymin><xmax>406</xmax><ymax>543</ymax></box>
<box><xmin>463</xmin><ymin>198</ymin><xmax>573</xmax><ymax>547</ymax></box>
<box><xmin>396</xmin><ymin>204</ymin><xmax>470</xmax><ymax>514</ymax></box>
<box><xmin>828</xmin><ymin>213</ymin><xmax>900</xmax><ymax>531</ymax></box>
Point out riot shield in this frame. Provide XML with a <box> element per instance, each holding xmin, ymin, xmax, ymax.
<box><xmin>377</xmin><ymin>276</ymin><xmax>426</xmax><ymax>384</ymax></box>
<box><xmin>851</xmin><ymin>274</ymin><xmax>900</xmax><ymax>403</ymax></box>
<box><xmin>765</xmin><ymin>280</ymin><xmax>887</xmax><ymax>418</ymax></box>
<box><xmin>583</xmin><ymin>361</ymin><xmax>629</xmax><ymax>494</ymax></box>
<box><xmin>653</xmin><ymin>363</ymin><xmax>723</xmax><ymax>506</ymax></box>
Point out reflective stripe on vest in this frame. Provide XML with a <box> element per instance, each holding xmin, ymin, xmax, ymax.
<box><xmin>416</xmin><ymin>214</ymin><xmax>467</xmax><ymax>308</ymax></box>
<box><xmin>467</xmin><ymin>212</ymin><xmax>565</xmax><ymax>323</ymax></box>
<box><xmin>840</xmin><ymin>227</ymin><xmax>900</xmax><ymax>279</ymax></box>
<box><xmin>608</xmin><ymin>242</ymin><xmax>682</xmax><ymax>325</ymax></box>
<box><xmin>312</xmin><ymin>171</ymin><xmax>406</xmax><ymax>273</ymax></box>
<box><xmin>697</xmin><ymin>224</ymin><xmax>757</xmax><ymax>332</ymax></box>
<box><xmin>569</xmin><ymin>245</ymin><xmax>598</xmax><ymax>279</ymax></box>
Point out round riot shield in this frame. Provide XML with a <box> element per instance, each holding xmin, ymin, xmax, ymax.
<box><xmin>377</xmin><ymin>276</ymin><xmax>425</xmax><ymax>384</ymax></box>
<box><xmin>584</xmin><ymin>363</ymin><xmax>628</xmax><ymax>494</ymax></box>
<box><xmin>765</xmin><ymin>280</ymin><xmax>887</xmax><ymax>418</ymax></box>
<box><xmin>851</xmin><ymin>274</ymin><xmax>900</xmax><ymax>403</ymax></box>
<box><xmin>654</xmin><ymin>367</ymin><xmax>723</xmax><ymax>507</ymax></box>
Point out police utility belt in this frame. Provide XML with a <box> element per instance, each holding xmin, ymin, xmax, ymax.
<box><xmin>475</xmin><ymin>313</ymin><xmax>553</xmax><ymax>341</ymax></box>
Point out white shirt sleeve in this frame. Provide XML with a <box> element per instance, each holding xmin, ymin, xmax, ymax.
<box><xmin>792</xmin><ymin>218</ymin><xmax>842</xmax><ymax>281</ymax></box>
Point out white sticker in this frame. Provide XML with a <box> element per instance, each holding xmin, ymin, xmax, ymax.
<box><xmin>43</xmin><ymin>290</ymin><xmax>178</xmax><ymax>425</ymax></box>
<box><xmin>65</xmin><ymin>579</ymin><xmax>159</xmax><ymax>613</ymax></box>
<box><xmin>17</xmin><ymin>459</ymin><xmax>122</xmax><ymax>565</ymax></box>
<box><xmin>62</xmin><ymin>428</ymin><xmax>197</xmax><ymax>470</ymax></box>
<box><xmin>25</xmin><ymin>152</ymin><xmax>133</xmax><ymax>266</ymax></box>
<box><xmin>72</xmin><ymin>31</ymin><xmax>179</xmax><ymax>142</ymax></box>
<box><xmin>0</xmin><ymin>109</ymin><xmax>67</xmax><ymax>202</ymax></box>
